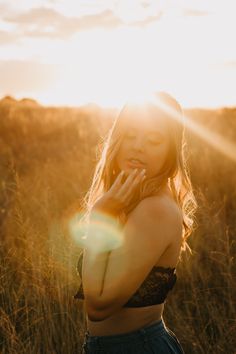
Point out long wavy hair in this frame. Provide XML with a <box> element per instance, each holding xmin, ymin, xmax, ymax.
<box><xmin>79</xmin><ymin>91</ymin><xmax>198</xmax><ymax>255</ymax></box>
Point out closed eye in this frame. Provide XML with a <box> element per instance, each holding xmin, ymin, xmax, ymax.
<box><xmin>148</xmin><ymin>139</ymin><xmax>161</xmax><ymax>145</ymax></box>
<box><xmin>125</xmin><ymin>134</ymin><xmax>161</xmax><ymax>145</ymax></box>
<box><xmin>125</xmin><ymin>133</ymin><xmax>134</xmax><ymax>138</ymax></box>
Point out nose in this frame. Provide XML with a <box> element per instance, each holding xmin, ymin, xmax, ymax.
<box><xmin>132</xmin><ymin>136</ymin><xmax>144</xmax><ymax>151</ymax></box>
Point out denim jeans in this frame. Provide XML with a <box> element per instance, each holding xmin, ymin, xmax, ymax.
<box><xmin>81</xmin><ymin>318</ymin><xmax>185</xmax><ymax>353</ymax></box>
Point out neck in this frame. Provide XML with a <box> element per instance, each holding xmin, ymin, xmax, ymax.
<box><xmin>155</xmin><ymin>182</ymin><xmax>173</xmax><ymax>199</ymax></box>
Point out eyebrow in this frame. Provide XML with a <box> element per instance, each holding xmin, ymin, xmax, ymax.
<box><xmin>146</xmin><ymin>130</ymin><xmax>165</xmax><ymax>138</ymax></box>
<box><xmin>127</xmin><ymin>126</ymin><xmax>165</xmax><ymax>138</ymax></box>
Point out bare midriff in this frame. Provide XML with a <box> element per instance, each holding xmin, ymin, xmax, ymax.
<box><xmin>87</xmin><ymin>303</ymin><xmax>164</xmax><ymax>336</ymax></box>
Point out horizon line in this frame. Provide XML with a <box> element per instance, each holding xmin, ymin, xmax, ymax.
<box><xmin>0</xmin><ymin>94</ymin><xmax>235</xmax><ymax>111</ymax></box>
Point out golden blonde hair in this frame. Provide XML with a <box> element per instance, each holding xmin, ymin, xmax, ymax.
<box><xmin>80</xmin><ymin>91</ymin><xmax>198</xmax><ymax>255</ymax></box>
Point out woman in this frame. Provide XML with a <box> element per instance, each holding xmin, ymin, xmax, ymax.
<box><xmin>72</xmin><ymin>91</ymin><xmax>197</xmax><ymax>353</ymax></box>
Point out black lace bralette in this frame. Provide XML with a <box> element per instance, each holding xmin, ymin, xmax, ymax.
<box><xmin>73</xmin><ymin>251</ymin><xmax>177</xmax><ymax>307</ymax></box>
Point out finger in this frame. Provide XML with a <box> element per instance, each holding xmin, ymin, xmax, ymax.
<box><xmin>126</xmin><ymin>169</ymin><xmax>146</xmax><ymax>191</ymax></box>
<box><xmin>140</xmin><ymin>173</ymin><xmax>147</xmax><ymax>182</ymax></box>
<box><xmin>110</xmin><ymin>170</ymin><xmax>125</xmax><ymax>191</ymax></box>
<box><xmin>132</xmin><ymin>169</ymin><xmax>146</xmax><ymax>185</ymax></box>
<box><xmin>118</xmin><ymin>168</ymin><xmax>140</xmax><ymax>194</ymax></box>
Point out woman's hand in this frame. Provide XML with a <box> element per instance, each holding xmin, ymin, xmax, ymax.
<box><xmin>92</xmin><ymin>168</ymin><xmax>146</xmax><ymax>217</ymax></box>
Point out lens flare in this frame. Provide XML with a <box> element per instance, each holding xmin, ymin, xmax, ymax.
<box><xmin>68</xmin><ymin>210</ymin><xmax>124</xmax><ymax>257</ymax></box>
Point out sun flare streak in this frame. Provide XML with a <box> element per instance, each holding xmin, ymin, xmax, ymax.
<box><xmin>154</xmin><ymin>96</ymin><xmax>236</xmax><ymax>164</ymax></box>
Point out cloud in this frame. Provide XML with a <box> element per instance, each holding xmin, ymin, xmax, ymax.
<box><xmin>0</xmin><ymin>60</ymin><xmax>58</xmax><ymax>94</ymax></box>
<box><xmin>140</xmin><ymin>1</ymin><xmax>151</xmax><ymax>9</ymax></box>
<box><xmin>5</xmin><ymin>7</ymin><xmax>64</xmax><ymax>25</ymax></box>
<box><xmin>126</xmin><ymin>12</ymin><xmax>163</xmax><ymax>27</ymax></box>
<box><xmin>0</xmin><ymin>2</ymin><xmax>9</xmax><ymax>14</ymax></box>
<box><xmin>212</xmin><ymin>61</ymin><xmax>236</xmax><ymax>69</ymax></box>
<box><xmin>0</xmin><ymin>30</ymin><xmax>20</xmax><ymax>44</ymax></box>
<box><xmin>4</xmin><ymin>6</ymin><xmax>163</xmax><ymax>40</ymax></box>
<box><xmin>224</xmin><ymin>61</ymin><xmax>236</xmax><ymax>68</ymax></box>
<box><xmin>4</xmin><ymin>7</ymin><xmax>123</xmax><ymax>39</ymax></box>
<box><xmin>183</xmin><ymin>9</ymin><xmax>210</xmax><ymax>17</ymax></box>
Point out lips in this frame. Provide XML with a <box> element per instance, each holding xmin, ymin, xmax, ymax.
<box><xmin>127</xmin><ymin>158</ymin><xmax>145</xmax><ymax>167</ymax></box>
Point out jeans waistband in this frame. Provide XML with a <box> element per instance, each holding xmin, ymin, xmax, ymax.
<box><xmin>84</xmin><ymin>318</ymin><xmax>167</xmax><ymax>345</ymax></box>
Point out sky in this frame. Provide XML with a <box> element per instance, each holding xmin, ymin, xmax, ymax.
<box><xmin>0</xmin><ymin>0</ymin><xmax>236</xmax><ymax>108</ymax></box>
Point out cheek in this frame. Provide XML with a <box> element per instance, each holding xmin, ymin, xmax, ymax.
<box><xmin>150</xmin><ymin>144</ymin><xmax>168</xmax><ymax>156</ymax></box>
<box><xmin>115</xmin><ymin>144</ymin><xmax>126</xmax><ymax>165</ymax></box>
<box><xmin>148</xmin><ymin>145</ymin><xmax>169</xmax><ymax>165</ymax></box>
<box><xmin>116</xmin><ymin>142</ymin><xmax>128</xmax><ymax>159</ymax></box>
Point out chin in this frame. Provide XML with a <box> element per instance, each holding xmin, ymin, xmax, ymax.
<box><xmin>126</xmin><ymin>164</ymin><xmax>145</xmax><ymax>171</ymax></box>
<box><xmin>125</xmin><ymin>166</ymin><xmax>141</xmax><ymax>174</ymax></box>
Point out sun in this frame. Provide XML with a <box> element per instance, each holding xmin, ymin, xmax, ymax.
<box><xmin>38</xmin><ymin>25</ymin><xmax>167</xmax><ymax>108</ymax></box>
<box><xmin>32</xmin><ymin>0</ymin><xmax>236</xmax><ymax>110</ymax></box>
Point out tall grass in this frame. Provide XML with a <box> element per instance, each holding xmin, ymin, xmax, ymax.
<box><xmin>0</xmin><ymin>98</ymin><xmax>235</xmax><ymax>353</ymax></box>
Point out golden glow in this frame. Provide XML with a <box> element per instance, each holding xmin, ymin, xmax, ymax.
<box><xmin>69</xmin><ymin>210</ymin><xmax>124</xmax><ymax>258</ymax></box>
<box><xmin>154</xmin><ymin>97</ymin><xmax>236</xmax><ymax>163</ymax></box>
<box><xmin>35</xmin><ymin>11</ymin><xmax>236</xmax><ymax>109</ymax></box>
<box><xmin>1</xmin><ymin>0</ymin><xmax>236</xmax><ymax>108</ymax></box>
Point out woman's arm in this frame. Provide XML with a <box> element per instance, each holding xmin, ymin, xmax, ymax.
<box><xmin>81</xmin><ymin>169</ymin><xmax>139</xmax><ymax>305</ymax></box>
<box><xmin>82</xmin><ymin>197</ymin><xmax>182</xmax><ymax>321</ymax></box>
<box><xmin>81</xmin><ymin>209</ymin><xmax>122</xmax><ymax>320</ymax></box>
<box><xmin>82</xmin><ymin>247</ymin><xmax>111</xmax><ymax>319</ymax></box>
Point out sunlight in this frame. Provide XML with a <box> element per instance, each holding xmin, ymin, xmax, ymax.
<box><xmin>37</xmin><ymin>26</ymin><xmax>166</xmax><ymax>107</ymax></box>
<box><xmin>35</xmin><ymin>10</ymin><xmax>235</xmax><ymax>109</ymax></box>
<box><xmin>68</xmin><ymin>210</ymin><xmax>124</xmax><ymax>258</ymax></box>
<box><xmin>34</xmin><ymin>23</ymin><xmax>186</xmax><ymax>107</ymax></box>
<box><xmin>154</xmin><ymin>95</ymin><xmax>236</xmax><ymax>163</ymax></box>
<box><xmin>3</xmin><ymin>0</ymin><xmax>235</xmax><ymax>109</ymax></box>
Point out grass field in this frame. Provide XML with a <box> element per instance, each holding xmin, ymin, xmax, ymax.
<box><xmin>0</xmin><ymin>96</ymin><xmax>235</xmax><ymax>353</ymax></box>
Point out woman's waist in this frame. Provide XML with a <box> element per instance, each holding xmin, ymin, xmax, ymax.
<box><xmin>86</xmin><ymin>303</ymin><xmax>164</xmax><ymax>336</ymax></box>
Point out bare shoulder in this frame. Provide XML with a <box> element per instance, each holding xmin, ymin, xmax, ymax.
<box><xmin>134</xmin><ymin>194</ymin><xmax>182</xmax><ymax>220</ymax></box>
<box><xmin>129</xmin><ymin>195</ymin><xmax>183</xmax><ymax>241</ymax></box>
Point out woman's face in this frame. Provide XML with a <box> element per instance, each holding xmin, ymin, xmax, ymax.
<box><xmin>115</xmin><ymin>106</ymin><xmax>170</xmax><ymax>179</ymax></box>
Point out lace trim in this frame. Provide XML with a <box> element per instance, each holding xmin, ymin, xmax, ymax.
<box><xmin>73</xmin><ymin>252</ymin><xmax>177</xmax><ymax>306</ymax></box>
